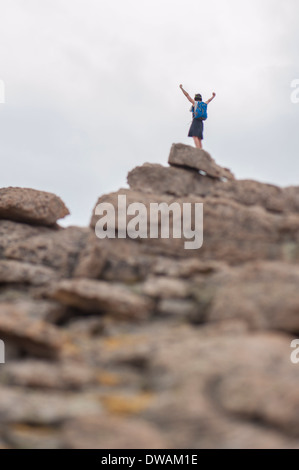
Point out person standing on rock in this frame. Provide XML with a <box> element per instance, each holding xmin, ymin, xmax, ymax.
<box><xmin>179</xmin><ymin>84</ymin><xmax>216</xmax><ymax>149</ymax></box>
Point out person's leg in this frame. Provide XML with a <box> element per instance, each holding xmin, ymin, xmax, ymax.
<box><xmin>193</xmin><ymin>137</ymin><xmax>202</xmax><ymax>149</ymax></box>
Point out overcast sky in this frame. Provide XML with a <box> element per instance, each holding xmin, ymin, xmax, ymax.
<box><xmin>0</xmin><ymin>0</ymin><xmax>298</xmax><ymax>226</ymax></box>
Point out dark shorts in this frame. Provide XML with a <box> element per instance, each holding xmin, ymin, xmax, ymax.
<box><xmin>188</xmin><ymin>118</ymin><xmax>204</xmax><ymax>139</ymax></box>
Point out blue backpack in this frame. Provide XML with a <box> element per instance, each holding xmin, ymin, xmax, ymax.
<box><xmin>193</xmin><ymin>101</ymin><xmax>208</xmax><ymax>120</ymax></box>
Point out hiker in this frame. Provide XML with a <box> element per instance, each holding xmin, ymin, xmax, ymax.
<box><xmin>179</xmin><ymin>84</ymin><xmax>216</xmax><ymax>149</ymax></box>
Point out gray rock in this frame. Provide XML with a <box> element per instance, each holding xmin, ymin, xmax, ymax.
<box><xmin>0</xmin><ymin>145</ymin><xmax>299</xmax><ymax>449</ymax></box>
<box><xmin>168</xmin><ymin>143</ymin><xmax>235</xmax><ymax>180</ymax></box>
<box><xmin>152</xmin><ymin>257</ymin><xmax>225</xmax><ymax>277</ymax></box>
<box><xmin>73</xmin><ymin>231</ymin><xmax>107</xmax><ymax>279</ymax></box>
<box><xmin>128</xmin><ymin>162</ymin><xmax>216</xmax><ymax>196</ymax></box>
<box><xmin>141</xmin><ymin>276</ymin><xmax>190</xmax><ymax>299</ymax></box>
<box><xmin>209</xmin><ymin>178</ymin><xmax>293</xmax><ymax>213</ymax></box>
<box><xmin>206</xmin><ymin>261</ymin><xmax>299</xmax><ymax>333</ymax></box>
<box><xmin>4</xmin><ymin>226</ymin><xmax>90</xmax><ymax>277</ymax></box>
<box><xmin>0</xmin><ymin>187</ymin><xmax>69</xmax><ymax>226</ymax></box>
<box><xmin>0</xmin><ymin>302</ymin><xmax>67</xmax><ymax>358</ymax></box>
<box><xmin>0</xmin><ymin>219</ymin><xmax>51</xmax><ymax>259</ymax></box>
<box><xmin>2</xmin><ymin>425</ymin><xmax>61</xmax><ymax>449</ymax></box>
<box><xmin>0</xmin><ymin>359</ymin><xmax>98</xmax><ymax>390</ymax></box>
<box><xmin>0</xmin><ymin>386</ymin><xmax>102</xmax><ymax>425</ymax></box>
<box><xmin>157</xmin><ymin>298</ymin><xmax>199</xmax><ymax>320</ymax></box>
<box><xmin>0</xmin><ymin>260</ymin><xmax>57</xmax><ymax>285</ymax></box>
<box><xmin>49</xmin><ymin>278</ymin><xmax>154</xmax><ymax>319</ymax></box>
<box><xmin>90</xmin><ymin>188</ymin><xmax>299</xmax><ymax>264</ymax></box>
<box><xmin>62</xmin><ymin>414</ymin><xmax>171</xmax><ymax>449</ymax></box>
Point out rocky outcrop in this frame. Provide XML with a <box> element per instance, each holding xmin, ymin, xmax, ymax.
<box><xmin>168</xmin><ymin>143</ymin><xmax>235</xmax><ymax>180</ymax></box>
<box><xmin>0</xmin><ymin>303</ymin><xmax>66</xmax><ymax>359</ymax></box>
<box><xmin>127</xmin><ymin>162</ymin><xmax>216</xmax><ymax>196</ymax></box>
<box><xmin>4</xmin><ymin>226</ymin><xmax>93</xmax><ymax>278</ymax></box>
<box><xmin>49</xmin><ymin>278</ymin><xmax>153</xmax><ymax>319</ymax></box>
<box><xmin>0</xmin><ymin>144</ymin><xmax>299</xmax><ymax>449</ymax></box>
<box><xmin>0</xmin><ymin>187</ymin><xmax>69</xmax><ymax>226</ymax></box>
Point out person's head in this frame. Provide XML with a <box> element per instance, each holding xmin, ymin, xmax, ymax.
<box><xmin>194</xmin><ymin>93</ymin><xmax>202</xmax><ymax>101</ymax></box>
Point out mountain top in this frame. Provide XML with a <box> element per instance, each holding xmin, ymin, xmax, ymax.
<box><xmin>0</xmin><ymin>144</ymin><xmax>299</xmax><ymax>449</ymax></box>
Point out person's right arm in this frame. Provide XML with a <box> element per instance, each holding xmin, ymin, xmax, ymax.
<box><xmin>179</xmin><ymin>84</ymin><xmax>195</xmax><ymax>105</ymax></box>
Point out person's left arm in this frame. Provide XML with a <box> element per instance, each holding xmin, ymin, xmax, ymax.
<box><xmin>205</xmin><ymin>92</ymin><xmax>216</xmax><ymax>104</ymax></box>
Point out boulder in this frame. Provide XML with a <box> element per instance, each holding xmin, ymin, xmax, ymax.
<box><xmin>168</xmin><ymin>143</ymin><xmax>235</xmax><ymax>180</ymax></box>
<box><xmin>209</xmin><ymin>179</ymin><xmax>295</xmax><ymax>213</ymax></box>
<box><xmin>0</xmin><ymin>260</ymin><xmax>57</xmax><ymax>286</ymax></box>
<box><xmin>0</xmin><ymin>187</ymin><xmax>69</xmax><ymax>226</ymax></box>
<box><xmin>49</xmin><ymin>278</ymin><xmax>154</xmax><ymax>319</ymax></box>
<box><xmin>0</xmin><ymin>303</ymin><xmax>66</xmax><ymax>358</ymax></box>
<box><xmin>205</xmin><ymin>261</ymin><xmax>299</xmax><ymax>333</ymax></box>
<box><xmin>0</xmin><ymin>386</ymin><xmax>102</xmax><ymax>425</ymax></box>
<box><xmin>0</xmin><ymin>219</ymin><xmax>51</xmax><ymax>259</ymax></box>
<box><xmin>62</xmin><ymin>414</ymin><xmax>171</xmax><ymax>449</ymax></box>
<box><xmin>127</xmin><ymin>163</ymin><xmax>216</xmax><ymax>196</ymax></box>
<box><xmin>4</xmin><ymin>226</ymin><xmax>91</xmax><ymax>277</ymax></box>
<box><xmin>90</xmin><ymin>188</ymin><xmax>299</xmax><ymax>263</ymax></box>
<box><xmin>0</xmin><ymin>359</ymin><xmax>98</xmax><ymax>390</ymax></box>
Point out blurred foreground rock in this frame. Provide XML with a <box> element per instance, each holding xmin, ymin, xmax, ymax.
<box><xmin>0</xmin><ymin>187</ymin><xmax>69</xmax><ymax>226</ymax></box>
<box><xmin>0</xmin><ymin>143</ymin><xmax>299</xmax><ymax>449</ymax></box>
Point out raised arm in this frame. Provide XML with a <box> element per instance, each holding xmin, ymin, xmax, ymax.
<box><xmin>205</xmin><ymin>92</ymin><xmax>216</xmax><ymax>104</ymax></box>
<box><xmin>179</xmin><ymin>84</ymin><xmax>195</xmax><ymax>105</ymax></box>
